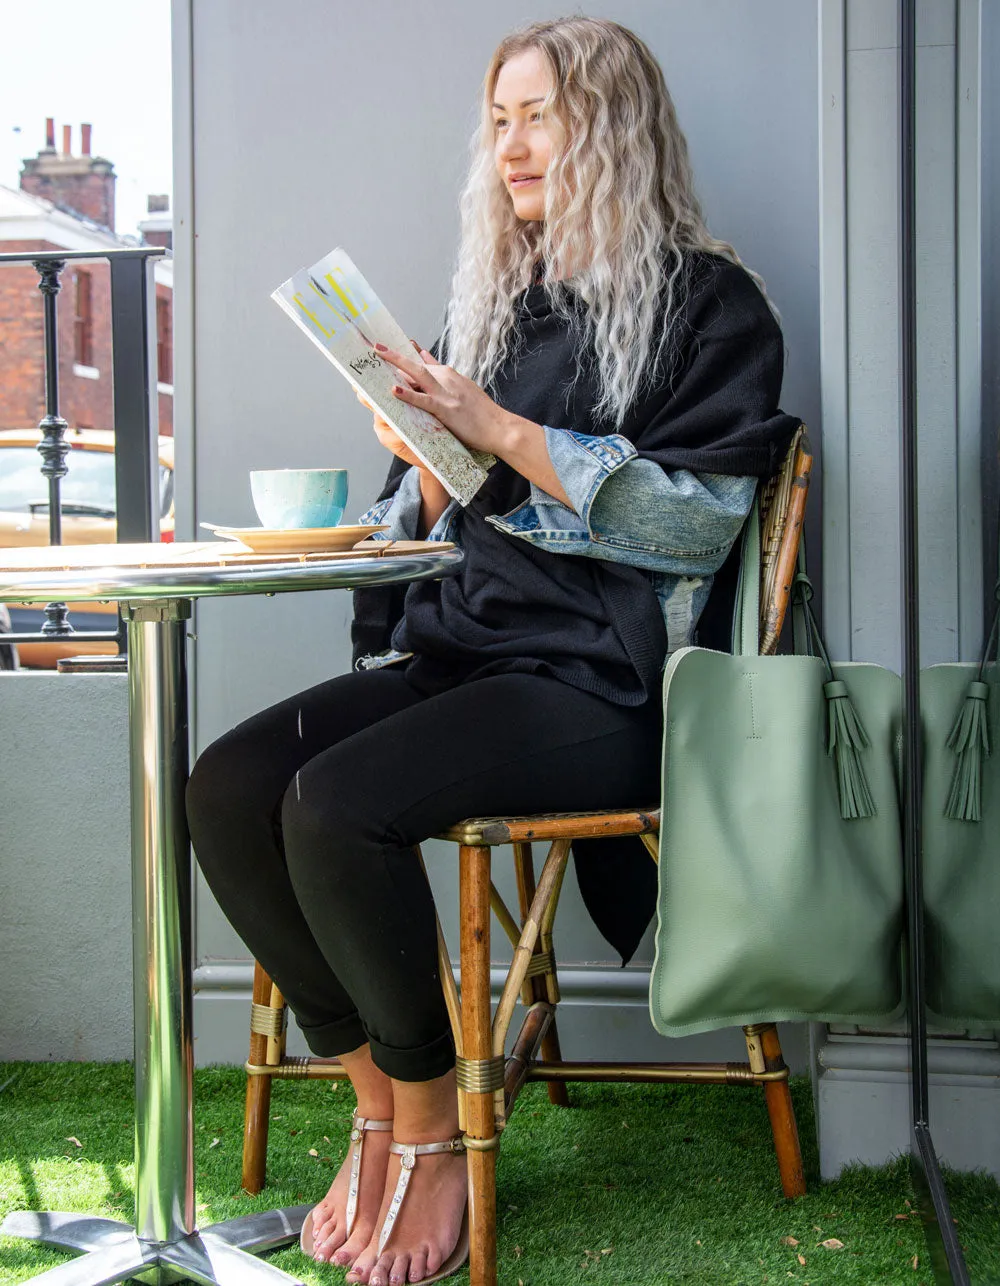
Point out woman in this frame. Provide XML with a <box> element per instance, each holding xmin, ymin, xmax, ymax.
<box><xmin>187</xmin><ymin>16</ymin><xmax>798</xmax><ymax>1286</ymax></box>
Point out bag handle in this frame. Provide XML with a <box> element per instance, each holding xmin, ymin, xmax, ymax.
<box><xmin>733</xmin><ymin>494</ymin><xmax>877</xmax><ymax>820</ymax></box>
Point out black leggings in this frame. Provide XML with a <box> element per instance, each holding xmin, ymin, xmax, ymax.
<box><xmin>186</xmin><ymin>667</ymin><xmax>662</xmax><ymax>1081</ymax></box>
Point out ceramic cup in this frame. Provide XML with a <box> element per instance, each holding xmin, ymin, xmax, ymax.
<box><xmin>249</xmin><ymin>468</ymin><xmax>349</xmax><ymax>529</ymax></box>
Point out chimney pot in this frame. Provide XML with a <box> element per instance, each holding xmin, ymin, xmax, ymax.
<box><xmin>62</xmin><ymin>124</ymin><xmax>71</xmax><ymax>155</ymax></box>
<box><xmin>147</xmin><ymin>193</ymin><xmax>170</xmax><ymax>214</ymax></box>
<box><xmin>81</xmin><ymin>123</ymin><xmax>92</xmax><ymax>156</ymax></box>
<box><xmin>45</xmin><ymin>117</ymin><xmax>55</xmax><ymax>149</ymax></box>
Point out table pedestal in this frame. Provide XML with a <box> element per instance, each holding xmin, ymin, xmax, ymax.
<box><xmin>1</xmin><ymin>601</ymin><xmax>307</xmax><ymax>1284</ymax></box>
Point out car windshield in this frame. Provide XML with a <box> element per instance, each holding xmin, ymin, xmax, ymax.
<box><xmin>0</xmin><ymin>446</ymin><xmax>172</xmax><ymax>518</ymax></box>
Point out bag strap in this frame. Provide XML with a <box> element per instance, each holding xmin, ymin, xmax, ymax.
<box><xmin>732</xmin><ymin>496</ymin><xmax>761</xmax><ymax>658</ymax></box>
<box><xmin>733</xmin><ymin>494</ymin><xmax>877</xmax><ymax>820</ymax></box>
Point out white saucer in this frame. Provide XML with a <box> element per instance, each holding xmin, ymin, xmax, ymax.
<box><xmin>200</xmin><ymin>523</ymin><xmax>388</xmax><ymax>554</ymax></box>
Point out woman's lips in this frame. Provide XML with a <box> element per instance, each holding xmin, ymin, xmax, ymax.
<box><xmin>509</xmin><ymin>175</ymin><xmax>541</xmax><ymax>187</ymax></box>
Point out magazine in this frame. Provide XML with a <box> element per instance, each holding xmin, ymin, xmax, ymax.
<box><xmin>271</xmin><ymin>248</ymin><xmax>494</xmax><ymax>506</ymax></box>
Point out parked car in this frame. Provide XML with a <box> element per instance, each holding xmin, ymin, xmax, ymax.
<box><xmin>0</xmin><ymin>428</ymin><xmax>174</xmax><ymax>668</ymax></box>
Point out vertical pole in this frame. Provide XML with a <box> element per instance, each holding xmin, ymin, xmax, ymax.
<box><xmin>109</xmin><ymin>254</ymin><xmax>158</xmax><ymax>543</ymax></box>
<box><xmin>124</xmin><ymin>600</ymin><xmax>195</xmax><ymax>1245</ymax></box>
<box><xmin>900</xmin><ymin>4</ymin><xmax>969</xmax><ymax>1280</ymax></box>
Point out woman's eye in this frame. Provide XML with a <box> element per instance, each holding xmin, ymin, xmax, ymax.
<box><xmin>530</xmin><ymin>112</ymin><xmax>543</xmax><ymax>123</ymax></box>
<box><xmin>494</xmin><ymin>118</ymin><xmax>508</xmax><ymax>131</ymax></box>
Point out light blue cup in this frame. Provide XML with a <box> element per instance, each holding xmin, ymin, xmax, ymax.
<box><xmin>249</xmin><ymin>468</ymin><xmax>349</xmax><ymax>529</ymax></box>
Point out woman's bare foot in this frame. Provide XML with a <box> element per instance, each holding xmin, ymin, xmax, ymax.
<box><xmin>346</xmin><ymin>1146</ymin><xmax>467</xmax><ymax>1286</ymax></box>
<box><xmin>346</xmin><ymin>1068</ymin><xmax>467</xmax><ymax>1286</ymax></box>
<box><xmin>304</xmin><ymin>1047</ymin><xmax>394</xmax><ymax>1265</ymax></box>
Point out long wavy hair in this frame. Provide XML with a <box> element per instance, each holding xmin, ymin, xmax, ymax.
<box><xmin>440</xmin><ymin>17</ymin><xmax>762</xmax><ymax>427</ymax></box>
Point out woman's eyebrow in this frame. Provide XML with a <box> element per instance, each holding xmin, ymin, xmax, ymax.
<box><xmin>491</xmin><ymin>96</ymin><xmax>547</xmax><ymax>111</ymax></box>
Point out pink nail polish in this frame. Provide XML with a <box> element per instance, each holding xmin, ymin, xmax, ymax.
<box><xmin>375</xmin><ymin>342</ymin><xmax>388</xmax><ymax>352</ymax></box>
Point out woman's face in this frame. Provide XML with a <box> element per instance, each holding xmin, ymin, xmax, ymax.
<box><xmin>492</xmin><ymin>48</ymin><xmax>555</xmax><ymax>223</ymax></box>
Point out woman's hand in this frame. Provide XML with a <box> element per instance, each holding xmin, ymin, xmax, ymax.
<box><xmin>355</xmin><ymin>391</ymin><xmax>422</xmax><ymax>468</ymax></box>
<box><xmin>374</xmin><ymin>344</ymin><xmax>511</xmax><ymax>456</ymax></box>
<box><xmin>355</xmin><ymin>389</ymin><xmax>450</xmax><ymax>534</ymax></box>
<box><xmin>361</xmin><ymin>343</ymin><xmax>573</xmax><ymax>510</ymax></box>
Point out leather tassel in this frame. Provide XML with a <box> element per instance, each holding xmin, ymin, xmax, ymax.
<box><xmin>824</xmin><ymin>679</ymin><xmax>876</xmax><ymax>819</ymax></box>
<box><xmin>945</xmin><ymin>680</ymin><xmax>991</xmax><ymax>822</ymax></box>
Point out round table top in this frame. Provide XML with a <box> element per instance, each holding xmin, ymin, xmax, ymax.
<box><xmin>0</xmin><ymin>540</ymin><xmax>462</xmax><ymax>603</ymax></box>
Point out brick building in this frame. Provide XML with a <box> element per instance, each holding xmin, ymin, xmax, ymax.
<box><xmin>0</xmin><ymin>121</ymin><xmax>173</xmax><ymax>435</ymax></box>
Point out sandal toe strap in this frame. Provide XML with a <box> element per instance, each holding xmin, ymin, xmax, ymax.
<box><xmin>378</xmin><ymin>1136</ymin><xmax>465</xmax><ymax>1255</ymax></box>
<box><xmin>344</xmin><ymin>1112</ymin><xmax>394</xmax><ymax>1236</ymax></box>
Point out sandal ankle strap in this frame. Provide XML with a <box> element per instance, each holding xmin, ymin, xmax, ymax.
<box><xmin>388</xmin><ymin>1136</ymin><xmax>466</xmax><ymax>1160</ymax></box>
<box><xmin>378</xmin><ymin>1135</ymin><xmax>465</xmax><ymax>1255</ymax></box>
<box><xmin>345</xmin><ymin>1112</ymin><xmax>394</xmax><ymax>1236</ymax></box>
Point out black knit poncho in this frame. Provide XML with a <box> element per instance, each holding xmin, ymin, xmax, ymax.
<box><xmin>351</xmin><ymin>253</ymin><xmax>800</xmax><ymax>960</ymax></box>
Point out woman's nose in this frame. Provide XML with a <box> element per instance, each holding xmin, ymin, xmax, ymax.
<box><xmin>497</xmin><ymin>124</ymin><xmax>529</xmax><ymax>161</ymax></box>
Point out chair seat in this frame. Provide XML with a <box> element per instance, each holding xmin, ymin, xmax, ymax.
<box><xmin>437</xmin><ymin>806</ymin><xmax>660</xmax><ymax>846</ymax></box>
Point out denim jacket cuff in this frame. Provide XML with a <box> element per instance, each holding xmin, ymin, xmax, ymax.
<box><xmin>540</xmin><ymin>426</ymin><xmax>638</xmax><ymax>522</ymax></box>
<box><xmin>358</xmin><ymin>466</ymin><xmax>458</xmax><ymax>542</ymax></box>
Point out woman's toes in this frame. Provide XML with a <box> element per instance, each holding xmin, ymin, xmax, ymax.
<box><xmin>346</xmin><ymin>1247</ymin><xmax>376</xmax><ymax>1284</ymax></box>
<box><xmin>368</xmin><ymin>1250</ymin><xmax>397</xmax><ymax>1286</ymax></box>
<box><xmin>314</xmin><ymin>1221</ymin><xmax>347</xmax><ymax>1262</ymax></box>
<box><xmin>387</xmin><ymin>1251</ymin><xmax>410</xmax><ymax>1285</ymax></box>
<box><xmin>406</xmin><ymin>1248</ymin><xmax>428</xmax><ymax>1283</ymax></box>
<box><xmin>333</xmin><ymin>1223</ymin><xmax>370</xmax><ymax>1268</ymax></box>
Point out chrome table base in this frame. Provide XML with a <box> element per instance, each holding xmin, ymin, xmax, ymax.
<box><xmin>0</xmin><ymin>555</ymin><xmax>464</xmax><ymax>1286</ymax></box>
<box><xmin>1</xmin><ymin>1207</ymin><xmax>310</xmax><ymax>1284</ymax></box>
<box><xmin>3</xmin><ymin>605</ymin><xmax>308</xmax><ymax>1284</ymax></box>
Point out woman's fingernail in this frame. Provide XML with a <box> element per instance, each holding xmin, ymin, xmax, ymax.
<box><xmin>375</xmin><ymin>342</ymin><xmax>388</xmax><ymax>352</ymax></box>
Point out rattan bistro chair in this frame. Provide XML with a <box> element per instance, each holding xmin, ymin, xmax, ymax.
<box><xmin>242</xmin><ymin>430</ymin><xmax>814</xmax><ymax>1283</ymax></box>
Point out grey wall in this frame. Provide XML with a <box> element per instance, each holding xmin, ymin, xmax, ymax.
<box><xmin>173</xmin><ymin>0</ymin><xmax>820</xmax><ymax>1064</ymax></box>
<box><xmin>0</xmin><ymin>674</ymin><xmax>132</xmax><ymax>1060</ymax></box>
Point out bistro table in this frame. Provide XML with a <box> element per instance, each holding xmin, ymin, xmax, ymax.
<box><xmin>0</xmin><ymin>539</ymin><xmax>462</xmax><ymax>1286</ymax></box>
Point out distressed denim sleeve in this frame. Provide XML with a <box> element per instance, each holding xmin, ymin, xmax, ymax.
<box><xmin>486</xmin><ymin>426</ymin><xmax>756</xmax><ymax>576</ymax></box>
<box><xmin>358</xmin><ymin>465</ymin><xmax>459</xmax><ymax>542</ymax></box>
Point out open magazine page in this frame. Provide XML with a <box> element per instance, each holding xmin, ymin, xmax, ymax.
<box><xmin>272</xmin><ymin>248</ymin><xmax>495</xmax><ymax>507</ymax></box>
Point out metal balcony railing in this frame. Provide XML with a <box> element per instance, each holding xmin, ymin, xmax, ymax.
<box><xmin>0</xmin><ymin>246</ymin><xmax>166</xmax><ymax>656</ymax></box>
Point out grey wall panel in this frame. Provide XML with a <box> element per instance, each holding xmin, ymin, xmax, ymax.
<box><xmin>181</xmin><ymin>0</ymin><xmax>820</xmax><ymax>1055</ymax></box>
<box><xmin>844</xmin><ymin>41</ymin><xmax>901</xmax><ymax>669</ymax></box>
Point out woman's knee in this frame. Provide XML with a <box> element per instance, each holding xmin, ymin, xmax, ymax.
<box><xmin>186</xmin><ymin>723</ymin><xmax>279</xmax><ymax>843</ymax></box>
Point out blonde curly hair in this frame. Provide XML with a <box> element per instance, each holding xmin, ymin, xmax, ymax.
<box><xmin>440</xmin><ymin>16</ymin><xmax>764</xmax><ymax>427</ymax></box>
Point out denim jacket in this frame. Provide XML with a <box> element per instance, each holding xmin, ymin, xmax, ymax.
<box><xmin>359</xmin><ymin>426</ymin><xmax>756</xmax><ymax>666</ymax></box>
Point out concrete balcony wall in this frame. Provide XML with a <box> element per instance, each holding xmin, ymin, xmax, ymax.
<box><xmin>0</xmin><ymin>672</ymin><xmax>132</xmax><ymax>1061</ymax></box>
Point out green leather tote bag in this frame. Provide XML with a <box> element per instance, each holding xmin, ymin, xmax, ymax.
<box><xmin>921</xmin><ymin>589</ymin><xmax>1000</xmax><ymax>1026</ymax></box>
<box><xmin>649</xmin><ymin>504</ymin><xmax>905</xmax><ymax>1037</ymax></box>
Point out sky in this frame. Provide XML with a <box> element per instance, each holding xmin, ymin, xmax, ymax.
<box><xmin>0</xmin><ymin>0</ymin><xmax>172</xmax><ymax>239</ymax></box>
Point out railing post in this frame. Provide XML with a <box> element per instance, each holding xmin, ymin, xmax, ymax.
<box><xmin>32</xmin><ymin>257</ymin><xmax>72</xmax><ymax>637</ymax></box>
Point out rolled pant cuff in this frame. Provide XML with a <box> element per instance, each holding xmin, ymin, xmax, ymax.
<box><xmin>368</xmin><ymin>1029</ymin><xmax>456</xmax><ymax>1082</ymax></box>
<box><xmin>299</xmin><ymin>1012</ymin><xmax>368</xmax><ymax>1058</ymax></box>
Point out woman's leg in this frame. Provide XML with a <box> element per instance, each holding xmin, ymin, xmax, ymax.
<box><xmin>186</xmin><ymin>668</ymin><xmax>426</xmax><ymax>1262</ymax></box>
<box><xmin>277</xmin><ymin>672</ymin><xmax>662</xmax><ymax>1284</ymax></box>
<box><xmin>186</xmin><ymin>667</ymin><xmax>424</xmax><ymax>1053</ymax></box>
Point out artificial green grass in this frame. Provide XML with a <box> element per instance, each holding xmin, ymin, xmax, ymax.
<box><xmin>0</xmin><ymin>1062</ymin><xmax>995</xmax><ymax>1284</ymax></box>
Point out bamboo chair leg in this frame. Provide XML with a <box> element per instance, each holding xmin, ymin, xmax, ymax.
<box><xmin>512</xmin><ymin>842</ymin><xmax>569</xmax><ymax>1108</ymax></box>
<box><xmin>243</xmin><ymin>960</ymin><xmax>279</xmax><ymax>1195</ymax></box>
<box><xmin>460</xmin><ymin>844</ymin><xmax>498</xmax><ymax>1286</ymax></box>
<box><xmin>744</xmin><ymin>1022</ymin><xmax>806</xmax><ymax>1198</ymax></box>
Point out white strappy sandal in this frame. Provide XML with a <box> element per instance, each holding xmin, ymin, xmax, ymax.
<box><xmin>300</xmin><ymin>1110</ymin><xmax>393</xmax><ymax>1257</ymax></box>
<box><xmin>373</xmin><ymin>1135</ymin><xmax>470</xmax><ymax>1286</ymax></box>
